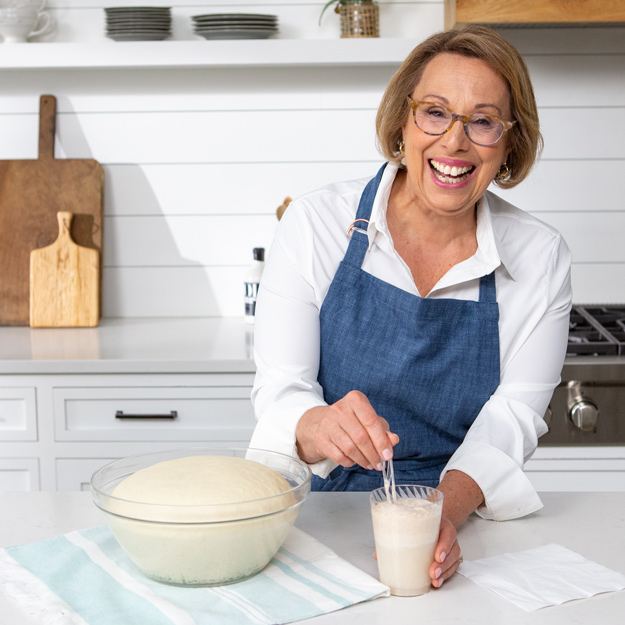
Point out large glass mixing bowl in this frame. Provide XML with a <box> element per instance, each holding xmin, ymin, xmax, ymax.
<box><xmin>91</xmin><ymin>447</ymin><xmax>311</xmax><ymax>586</ymax></box>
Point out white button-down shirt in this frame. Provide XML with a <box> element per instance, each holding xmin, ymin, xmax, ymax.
<box><xmin>250</xmin><ymin>162</ymin><xmax>572</xmax><ymax>521</ymax></box>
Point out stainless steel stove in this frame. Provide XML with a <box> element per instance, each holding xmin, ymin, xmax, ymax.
<box><xmin>540</xmin><ymin>305</ymin><xmax>625</xmax><ymax>446</ymax></box>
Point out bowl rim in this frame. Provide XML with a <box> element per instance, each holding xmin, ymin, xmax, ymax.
<box><xmin>90</xmin><ymin>446</ymin><xmax>312</xmax><ymax>516</ymax></box>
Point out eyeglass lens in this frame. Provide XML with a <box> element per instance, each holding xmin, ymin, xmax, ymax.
<box><xmin>414</xmin><ymin>102</ymin><xmax>504</xmax><ymax>145</ymax></box>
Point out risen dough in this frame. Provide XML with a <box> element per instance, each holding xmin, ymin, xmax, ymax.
<box><xmin>107</xmin><ymin>455</ymin><xmax>297</xmax><ymax>585</ymax></box>
<box><xmin>112</xmin><ymin>455</ymin><xmax>293</xmax><ymax>522</ymax></box>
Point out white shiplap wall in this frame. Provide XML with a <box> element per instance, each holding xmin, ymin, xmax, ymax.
<box><xmin>2</xmin><ymin>0</ymin><xmax>624</xmax><ymax>316</ymax></box>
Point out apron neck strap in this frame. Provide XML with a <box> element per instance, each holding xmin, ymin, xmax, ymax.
<box><xmin>344</xmin><ymin>163</ymin><xmax>387</xmax><ymax>267</ymax></box>
<box><xmin>345</xmin><ymin>164</ymin><xmax>498</xmax><ymax>305</ymax></box>
<box><xmin>478</xmin><ymin>271</ymin><xmax>497</xmax><ymax>303</ymax></box>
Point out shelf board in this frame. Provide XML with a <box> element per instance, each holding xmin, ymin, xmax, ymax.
<box><xmin>0</xmin><ymin>38</ymin><xmax>417</xmax><ymax>70</ymax></box>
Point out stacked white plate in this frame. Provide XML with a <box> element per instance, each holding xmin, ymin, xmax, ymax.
<box><xmin>192</xmin><ymin>13</ymin><xmax>278</xmax><ymax>40</ymax></box>
<box><xmin>104</xmin><ymin>6</ymin><xmax>171</xmax><ymax>41</ymax></box>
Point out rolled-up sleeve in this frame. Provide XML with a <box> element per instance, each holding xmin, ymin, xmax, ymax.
<box><xmin>249</xmin><ymin>206</ymin><xmax>337</xmax><ymax>478</ymax></box>
<box><xmin>440</xmin><ymin>235</ymin><xmax>572</xmax><ymax>521</ymax></box>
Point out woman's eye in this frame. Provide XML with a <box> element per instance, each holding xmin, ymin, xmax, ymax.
<box><xmin>471</xmin><ymin>116</ymin><xmax>496</xmax><ymax>129</ymax></box>
<box><xmin>425</xmin><ymin>108</ymin><xmax>447</xmax><ymax>118</ymax></box>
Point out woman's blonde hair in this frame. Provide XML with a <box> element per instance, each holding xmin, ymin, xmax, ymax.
<box><xmin>376</xmin><ymin>25</ymin><xmax>542</xmax><ymax>189</ymax></box>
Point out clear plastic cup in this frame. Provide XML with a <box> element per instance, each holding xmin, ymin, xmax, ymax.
<box><xmin>370</xmin><ymin>484</ymin><xmax>444</xmax><ymax>596</ymax></box>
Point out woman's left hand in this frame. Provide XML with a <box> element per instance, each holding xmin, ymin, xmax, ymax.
<box><xmin>429</xmin><ymin>517</ymin><xmax>462</xmax><ymax>588</ymax></box>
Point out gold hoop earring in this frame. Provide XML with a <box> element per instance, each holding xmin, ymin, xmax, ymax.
<box><xmin>496</xmin><ymin>162</ymin><xmax>511</xmax><ymax>182</ymax></box>
<box><xmin>397</xmin><ymin>139</ymin><xmax>405</xmax><ymax>155</ymax></box>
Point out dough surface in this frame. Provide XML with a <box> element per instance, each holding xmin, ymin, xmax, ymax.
<box><xmin>112</xmin><ymin>455</ymin><xmax>293</xmax><ymax>522</ymax></box>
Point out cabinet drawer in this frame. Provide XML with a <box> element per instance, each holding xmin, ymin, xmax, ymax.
<box><xmin>56</xmin><ymin>458</ymin><xmax>116</xmax><ymax>491</ymax></box>
<box><xmin>525</xmin><ymin>457</ymin><xmax>625</xmax><ymax>492</ymax></box>
<box><xmin>0</xmin><ymin>458</ymin><xmax>40</xmax><ymax>492</ymax></box>
<box><xmin>0</xmin><ymin>387</ymin><xmax>37</xmax><ymax>441</ymax></box>
<box><xmin>54</xmin><ymin>386</ymin><xmax>254</xmax><ymax>442</ymax></box>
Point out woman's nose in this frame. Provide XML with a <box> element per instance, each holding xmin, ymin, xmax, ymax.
<box><xmin>441</xmin><ymin>119</ymin><xmax>471</xmax><ymax>151</ymax></box>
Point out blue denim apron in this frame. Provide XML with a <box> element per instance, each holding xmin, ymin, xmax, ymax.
<box><xmin>312</xmin><ymin>163</ymin><xmax>500</xmax><ymax>491</ymax></box>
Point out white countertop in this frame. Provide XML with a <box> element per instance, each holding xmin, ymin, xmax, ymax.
<box><xmin>0</xmin><ymin>316</ymin><xmax>622</xmax><ymax>376</ymax></box>
<box><xmin>0</xmin><ymin>491</ymin><xmax>624</xmax><ymax>624</ymax></box>
<box><xmin>0</xmin><ymin>317</ymin><xmax>256</xmax><ymax>374</ymax></box>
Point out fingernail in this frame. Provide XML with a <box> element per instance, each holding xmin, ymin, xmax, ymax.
<box><xmin>437</xmin><ymin>579</ymin><xmax>444</xmax><ymax>588</ymax></box>
<box><xmin>367</xmin><ymin>465</ymin><xmax>374</xmax><ymax>471</ymax></box>
<box><xmin>382</xmin><ymin>448</ymin><xmax>393</xmax><ymax>461</ymax></box>
<box><xmin>438</xmin><ymin>551</ymin><xmax>446</xmax><ymax>563</ymax></box>
<box><xmin>375</xmin><ymin>463</ymin><xmax>383</xmax><ymax>471</ymax></box>
<box><xmin>434</xmin><ymin>567</ymin><xmax>442</xmax><ymax>579</ymax></box>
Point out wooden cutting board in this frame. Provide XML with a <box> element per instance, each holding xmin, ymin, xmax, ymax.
<box><xmin>30</xmin><ymin>211</ymin><xmax>100</xmax><ymax>328</ymax></box>
<box><xmin>0</xmin><ymin>94</ymin><xmax>103</xmax><ymax>326</ymax></box>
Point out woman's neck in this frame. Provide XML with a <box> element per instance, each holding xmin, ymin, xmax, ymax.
<box><xmin>388</xmin><ymin>169</ymin><xmax>478</xmax><ymax>251</ymax></box>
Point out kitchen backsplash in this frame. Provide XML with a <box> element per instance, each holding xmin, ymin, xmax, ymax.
<box><xmin>1</xmin><ymin>0</ymin><xmax>623</xmax><ymax>316</ymax></box>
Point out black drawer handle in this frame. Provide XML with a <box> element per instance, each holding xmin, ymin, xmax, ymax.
<box><xmin>115</xmin><ymin>410</ymin><xmax>178</xmax><ymax>420</ymax></box>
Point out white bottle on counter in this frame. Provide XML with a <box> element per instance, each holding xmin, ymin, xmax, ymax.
<box><xmin>244</xmin><ymin>247</ymin><xmax>265</xmax><ymax>324</ymax></box>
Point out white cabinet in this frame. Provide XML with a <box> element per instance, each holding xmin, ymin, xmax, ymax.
<box><xmin>53</xmin><ymin>383</ymin><xmax>254</xmax><ymax>442</ymax></box>
<box><xmin>525</xmin><ymin>447</ymin><xmax>625</xmax><ymax>492</ymax></box>
<box><xmin>0</xmin><ymin>371</ymin><xmax>255</xmax><ymax>492</ymax></box>
<box><xmin>55</xmin><ymin>458</ymin><xmax>117</xmax><ymax>491</ymax></box>
<box><xmin>0</xmin><ymin>458</ymin><xmax>40</xmax><ymax>491</ymax></box>
<box><xmin>0</xmin><ymin>387</ymin><xmax>37</xmax><ymax>441</ymax></box>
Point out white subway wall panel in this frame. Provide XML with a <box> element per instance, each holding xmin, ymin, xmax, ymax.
<box><xmin>1</xmin><ymin>107</ymin><xmax>623</xmax><ymax>163</ymax></box>
<box><xmin>493</xmin><ymin>160</ymin><xmax>623</xmax><ymax>215</ymax></box>
<box><xmin>104</xmin><ymin>215</ymin><xmax>277</xmax><ymax>267</ymax></box>
<box><xmin>103</xmin><ymin>211</ymin><xmax>625</xmax><ymax>268</ymax></box>
<box><xmin>571</xmin><ymin>264</ymin><xmax>625</xmax><ymax>304</ymax></box>
<box><xmin>103</xmin><ymin>263</ymin><xmax>625</xmax><ymax>317</ymax></box>
<box><xmin>533</xmin><ymin>213</ymin><xmax>625</xmax><ymax>264</ymax></box>
<box><xmin>18</xmin><ymin>108</ymin><xmax>625</xmax><ymax>160</ymax></box>
<box><xmin>102</xmin><ymin>266</ymin><xmax>246</xmax><ymax>317</ymax></box>
<box><xmin>103</xmin><ymin>161</ymin><xmax>379</xmax><ymax>217</ymax></box>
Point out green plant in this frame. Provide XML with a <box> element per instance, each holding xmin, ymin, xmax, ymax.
<box><xmin>319</xmin><ymin>0</ymin><xmax>373</xmax><ymax>25</ymax></box>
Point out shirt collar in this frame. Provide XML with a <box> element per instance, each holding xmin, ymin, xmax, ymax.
<box><xmin>365</xmin><ymin>161</ymin><xmax>398</xmax><ymax>244</ymax></box>
<box><xmin>478</xmin><ymin>192</ymin><xmax>518</xmax><ymax>281</ymax></box>
<box><xmin>363</xmin><ymin>162</ymin><xmax>517</xmax><ymax>283</ymax></box>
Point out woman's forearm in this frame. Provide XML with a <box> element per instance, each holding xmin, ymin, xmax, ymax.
<box><xmin>295</xmin><ymin>407</ymin><xmax>325</xmax><ymax>464</ymax></box>
<box><xmin>437</xmin><ymin>469</ymin><xmax>484</xmax><ymax>528</ymax></box>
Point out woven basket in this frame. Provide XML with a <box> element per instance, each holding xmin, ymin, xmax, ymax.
<box><xmin>339</xmin><ymin>1</ymin><xmax>379</xmax><ymax>38</ymax></box>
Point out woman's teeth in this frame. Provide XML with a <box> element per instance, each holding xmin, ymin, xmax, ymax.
<box><xmin>429</xmin><ymin>159</ymin><xmax>475</xmax><ymax>184</ymax></box>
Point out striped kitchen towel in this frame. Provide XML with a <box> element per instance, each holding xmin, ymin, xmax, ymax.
<box><xmin>0</xmin><ymin>525</ymin><xmax>389</xmax><ymax>625</ymax></box>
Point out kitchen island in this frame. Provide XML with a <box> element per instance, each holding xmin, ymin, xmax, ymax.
<box><xmin>0</xmin><ymin>491</ymin><xmax>623</xmax><ymax>624</ymax></box>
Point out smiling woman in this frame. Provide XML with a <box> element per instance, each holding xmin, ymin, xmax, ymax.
<box><xmin>250</xmin><ymin>25</ymin><xmax>572</xmax><ymax>591</ymax></box>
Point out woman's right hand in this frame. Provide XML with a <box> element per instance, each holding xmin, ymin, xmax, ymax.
<box><xmin>295</xmin><ymin>390</ymin><xmax>400</xmax><ymax>469</ymax></box>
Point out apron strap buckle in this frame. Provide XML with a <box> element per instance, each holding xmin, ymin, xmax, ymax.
<box><xmin>347</xmin><ymin>218</ymin><xmax>370</xmax><ymax>237</ymax></box>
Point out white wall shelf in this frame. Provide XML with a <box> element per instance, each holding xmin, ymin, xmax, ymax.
<box><xmin>0</xmin><ymin>38</ymin><xmax>417</xmax><ymax>70</ymax></box>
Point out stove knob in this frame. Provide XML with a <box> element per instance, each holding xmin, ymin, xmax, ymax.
<box><xmin>569</xmin><ymin>400</ymin><xmax>598</xmax><ymax>432</ymax></box>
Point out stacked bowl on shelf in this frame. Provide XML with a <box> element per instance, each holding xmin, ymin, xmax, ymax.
<box><xmin>104</xmin><ymin>6</ymin><xmax>171</xmax><ymax>41</ymax></box>
<box><xmin>192</xmin><ymin>13</ymin><xmax>278</xmax><ymax>40</ymax></box>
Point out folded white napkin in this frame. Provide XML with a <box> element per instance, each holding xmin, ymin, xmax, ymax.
<box><xmin>0</xmin><ymin>525</ymin><xmax>389</xmax><ymax>625</ymax></box>
<box><xmin>459</xmin><ymin>543</ymin><xmax>625</xmax><ymax>611</ymax></box>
